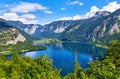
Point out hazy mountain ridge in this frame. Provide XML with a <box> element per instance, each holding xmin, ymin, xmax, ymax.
<box><xmin>7</xmin><ymin>21</ymin><xmax>42</xmax><ymax>36</ymax></box>
<box><xmin>6</xmin><ymin>8</ymin><xmax>120</xmax><ymax>44</ymax></box>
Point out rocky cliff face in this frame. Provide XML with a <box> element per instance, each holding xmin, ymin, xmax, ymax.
<box><xmin>0</xmin><ymin>19</ymin><xmax>26</xmax><ymax>45</ymax></box>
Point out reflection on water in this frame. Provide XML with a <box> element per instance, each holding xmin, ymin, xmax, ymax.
<box><xmin>24</xmin><ymin>43</ymin><xmax>106</xmax><ymax>76</ymax></box>
<box><xmin>6</xmin><ymin>43</ymin><xmax>106</xmax><ymax>76</ymax></box>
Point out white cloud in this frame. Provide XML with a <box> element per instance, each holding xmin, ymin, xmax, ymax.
<box><xmin>0</xmin><ymin>13</ymin><xmax>19</xmax><ymax>20</ymax></box>
<box><xmin>5</xmin><ymin>4</ymin><xmax>9</xmax><ymax>7</ymax></box>
<box><xmin>70</xmin><ymin>1</ymin><xmax>79</xmax><ymax>5</ymax></box>
<box><xmin>58</xmin><ymin>6</ymin><xmax>99</xmax><ymax>20</ymax></box>
<box><xmin>79</xmin><ymin>3</ymin><xmax>83</xmax><ymax>6</ymax></box>
<box><xmin>44</xmin><ymin>10</ymin><xmax>53</xmax><ymax>14</ymax></box>
<box><xmin>67</xmin><ymin>1</ymin><xmax>83</xmax><ymax>6</ymax></box>
<box><xmin>59</xmin><ymin>17</ymin><xmax>72</xmax><ymax>20</ymax></box>
<box><xmin>59</xmin><ymin>15</ymin><xmax>84</xmax><ymax>20</ymax></box>
<box><xmin>0</xmin><ymin>10</ymin><xmax>7</xmax><ymax>13</ymax></box>
<box><xmin>85</xmin><ymin>6</ymin><xmax>100</xmax><ymax>18</ymax></box>
<box><xmin>101</xmin><ymin>1</ymin><xmax>120</xmax><ymax>12</ymax></box>
<box><xmin>0</xmin><ymin>13</ymin><xmax>38</xmax><ymax>24</ymax></box>
<box><xmin>10</xmin><ymin>2</ymin><xmax>53</xmax><ymax>14</ymax></box>
<box><xmin>61</xmin><ymin>8</ymin><xmax>66</xmax><ymax>11</ymax></box>
<box><xmin>58</xmin><ymin>1</ymin><xmax>120</xmax><ymax>21</ymax></box>
<box><xmin>0</xmin><ymin>2</ymin><xmax>53</xmax><ymax>24</ymax></box>
<box><xmin>21</xmin><ymin>14</ymin><xmax>36</xmax><ymax>19</ymax></box>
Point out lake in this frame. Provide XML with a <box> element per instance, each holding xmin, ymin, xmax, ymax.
<box><xmin>8</xmin><ymin>43</ymin><xmax>106</xmax><ymax>76</ymax></box>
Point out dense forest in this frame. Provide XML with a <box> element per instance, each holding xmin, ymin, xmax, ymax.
<box><xmin>0</xmin><ymin>39</ymin><xmax>120</xmax><ymax>79</ymax></box>
<box><xmin>0</xmin><ymin>41</ymin><xmax>47</xmax><ymax>55</ymax></box>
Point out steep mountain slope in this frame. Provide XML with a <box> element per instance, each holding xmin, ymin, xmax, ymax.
<box><xmin>0</xmin><ymin>18</ymin><xmax>26</xmax><ymax>45</ymax></box>
<box><xmin>60</xmin><ymin>9</ymin><xmax>120</xmax><ymax>44</ymax></box>
<box><xmin>7</xmin><ymin>8</ymin><xmax>120</xmax><ymax>44</ymax></box>
<box><xmin>40</xmin><ymin>20</ymin><xmax>78</xmax><ymax>38</ymax></box>
<box><xmin>7</xmin><ymin>21</ymin><xmax>43</xmax><ymax>38</ymax></box>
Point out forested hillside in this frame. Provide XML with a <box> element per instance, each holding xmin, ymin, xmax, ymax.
<box><xmin>0</xmin><ymin>39</ymin><xmax>119</xmax><ymax>79</ymax></box>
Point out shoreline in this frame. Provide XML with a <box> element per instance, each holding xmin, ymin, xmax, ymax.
<box><xmin>0</xmin><ymin>48</ymin><xmax>47</xmax><ymax>56</ymax></box>
<box><xmin>0</xmin><ymin>42</ymin><xmax>107</xmax><ymax>56</ymax></box>
<box><xmin>95</xmin><ymin>44</ymin><xmax>108</xmax><ymax>49</ymax></box>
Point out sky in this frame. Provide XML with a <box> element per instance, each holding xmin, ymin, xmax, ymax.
<box><xmin>0</xmin><ymin>0</ymin><xmax>120</xmax><ymax>25</ymax></box>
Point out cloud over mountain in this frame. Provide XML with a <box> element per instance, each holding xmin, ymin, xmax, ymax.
<box><xmin>58</xmin><ymin>1</ymin><xmax>120</xmax><ymax>21</ymax></box>
<box><xmin>0</xmin><ymin>13</ymin><xmax>38</xmax><ymax>24</ymax></box>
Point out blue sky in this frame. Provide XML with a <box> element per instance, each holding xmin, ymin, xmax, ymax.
<box><xmin>0</xmin><ymin>0</ymin><xmax>120</xmax><ymax>25</ymax></box>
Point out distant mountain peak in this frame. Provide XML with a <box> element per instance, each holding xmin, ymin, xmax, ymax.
<box><xmin>93</xmin><ymin>11</ymin><xmax>111</xmax><ymax>17</ymax></box>
<box><xmin>112</xmin><ymin>8</ymin><xmax>120</xmax><ymax>16</ymax></box>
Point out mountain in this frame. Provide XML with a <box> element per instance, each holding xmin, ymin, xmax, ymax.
<box><xmin>7</xmin><ymin>8</ymin><xmax>120</xmax><ymax>44</ymax></box>
<box><xmin>60</xmin><ymin>9</ymin><xmax>120</xmax><ymax>44</ymax></box>
<box><xmin>39</xmin><ymin>20</ymin><xmax>79</xmax><ymax>38</ymax></box>
<box><xmin>7</xmin><ymin>21</ymin><xmax>43</xmax><ymax>38</ymax></box>
<box><xmin>0</xmin><ymin>18</ymin><xmax>12</xmax><ymax>28</ymax></box>
<box><xmin>0</xmin><ymin>18</ymin><xmax>26</xmax><ymax>45</ymax></box>
<box><xmin>7</xmin><ymin>20</ymin><xmax>75</xmax><ymax>38</ymax></box>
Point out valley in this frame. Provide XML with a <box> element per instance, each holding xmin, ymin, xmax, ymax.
<box><xmin>0</xmin><ymin>1</ymin><xmax>120</xmax><ymax>78</ymax></box>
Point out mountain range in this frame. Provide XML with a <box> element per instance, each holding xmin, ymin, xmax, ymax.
<box><xmin>1</xmin><ymin>8</ymin><xmax>120</xmax><ymax>45</ymax></box>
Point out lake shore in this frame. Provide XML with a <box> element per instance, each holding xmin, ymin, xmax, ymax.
<box><xmin>0</xmin><ymin>48</ymin><xmax>47</xmax><ymax>56</ymax></box>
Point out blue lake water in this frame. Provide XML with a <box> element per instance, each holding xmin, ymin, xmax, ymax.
<box><xmin>8</xmin><ymin>43</ymin><xmax>106</xmax><ymax>76</ymax></box>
